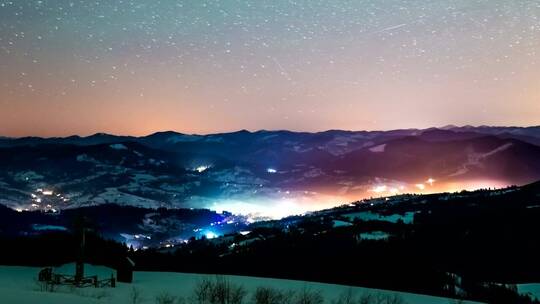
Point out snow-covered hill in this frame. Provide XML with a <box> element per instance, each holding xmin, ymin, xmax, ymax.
<box><xmin>0</xmin><ymin>264</ymin><xmax>482</xmax><ymax>304</ymax></box>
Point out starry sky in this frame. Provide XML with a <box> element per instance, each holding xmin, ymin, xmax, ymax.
<box><xmin>1</xmin><ymin>0</ymin><xmax>540</xmax><ymax>137</ymax></box>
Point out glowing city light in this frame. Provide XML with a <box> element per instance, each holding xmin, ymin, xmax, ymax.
<box><xmin>195</xmin><ymin>165</ymin><xmax>210</xmax><ymax>173</ymax></box>
<box><xmin>415</xmin><ymin>183</ymin><xmax>426</xmax><ymax>190</ymax></box>
<box><xmin>372</xmin><ymin>185</ymin><xmax>387</xmax><ymax>193</ymax></box>
<box><xmin>210</xmin><ymin>197</ymin><xmax>316</xmax><ymax>220</ymax></box>
<box><xmin>205</xmin><ymin>231</ymin><xmax>217</xmax><ymax>239</ymax></box>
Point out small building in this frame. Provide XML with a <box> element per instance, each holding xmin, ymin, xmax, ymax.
<box><xmin>116</xmin><ymin>257</ymin><xmax>135</xmax><ymax>283</ymax></box>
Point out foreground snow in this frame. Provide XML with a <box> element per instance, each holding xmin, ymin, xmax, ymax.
<box><xmin>0</xmin><ymin>264</ymin><xmax>482</xmax><ymax>304</ymax></box>
<box><xmin>518</xmin><ymin>284</ymin><xmax>540</xmax><ymax>301</ymax></box>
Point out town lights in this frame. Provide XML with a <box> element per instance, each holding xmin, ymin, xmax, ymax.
<box><xmin>195</xmin><ymin>165</ymin><xmax>210</xmax><ymax>173</ymax></box>
<box><xmin>205</xmin><ymin>231</ymin><xmax>217</xmax><ymax>239</ymax></box>
<box><xmin>372</xmin><ymin>185</ymin><xmax>387</xmax><ymax>193</ymax></box>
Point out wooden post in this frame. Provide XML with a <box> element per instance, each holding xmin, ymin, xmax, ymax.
<box><xmin>75</xmin><ymin>227</ymin><xmax>85</xmax><ymax>282</ymax></box>
<box><xmin>74</xmin><ymin>216</ymin><xmax>91</xmax><ymax>284</ymax></box>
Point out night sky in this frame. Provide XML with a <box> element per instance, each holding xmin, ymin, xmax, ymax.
<box><xmin>1</xmin><ymin>1</ymin><xmax>539</xmax><ymax>137</ymax></box>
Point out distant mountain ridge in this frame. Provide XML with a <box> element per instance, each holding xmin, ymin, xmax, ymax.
<box><xmin>2</xmin><ymin>125</ymin><xmax>540</xmax><ymax>148</ymax></box>
<box><xmin>1</xmin><ymin>125</ymin><xmax>540</xmax><ymax>214</ymax></box>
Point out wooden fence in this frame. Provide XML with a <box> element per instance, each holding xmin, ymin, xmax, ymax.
<box><xmin>38</xmin><ymin>267</ymin><xmax>116</xmax><ymax>288</ymax></box>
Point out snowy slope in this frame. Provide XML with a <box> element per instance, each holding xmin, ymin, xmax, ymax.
<box><xmin>0</xmin><ymin>264</ymin><xmax>483</xmax><ymax>304</ymax></box>
<box><xmin>518</xmin><ymin>284</ymin><xmax>540</xmax><ymax>301</ymax></box>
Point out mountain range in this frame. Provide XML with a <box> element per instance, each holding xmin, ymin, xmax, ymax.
<box><xmin>1</xmin><ymin>125</ymin><xmax>540</xmax><ymax>217</ymax></box>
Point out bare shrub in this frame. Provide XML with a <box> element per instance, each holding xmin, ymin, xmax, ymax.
<box><xmin>253</xmin><ymin>286</ymin><xmax>295</xmax><ymax>304</ymax></box>
<box><xmin>282</xmin><ymin>290</ymin><xmax>297</xmax><ymax>304</ymax></box>
<box><xmin>295</xmin><ymin>287</ymin><xmax>324</xmax><ymax>304</ymax></box>
<box><xmin>332</xmin><ymin>289</ymin><xmax>356</xmax><ymax>304</ymax></box>
<box><xmin>191</xmin><ymin>276</ymin><xmax>246</xmax><ymax>304</ymax></box>
<box><xmin>156</xmin><ymin>291</ymin><xmax>178</xmax><ymax>304</ymax></box>
<box><xmin>383</xmin><ymin>293</ymin><xmax>406</xmax><ymax>304</ymax></box>
<box><xmin>359</xmin><ymin>293</ymin><xmax>406</xmax><ymax>304</ymax></box>
<box><xmin>253</xmin><ymin>287</ymin><xmax>279</xmax><ymax>304</ymax></box>
<box><xmin>358</xmin><ymin>292</ymin><xmax>374</xmax><ymax>304</ymax></box>
<box><xmin>130</xmin><ymin>286</ymin><xmax>144</xmax><ymax>304</ymax></box>
<box><xmin>192</xmin><ymin>279</ymin><xmax>213</xmax><ymax>304</ymax></box>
